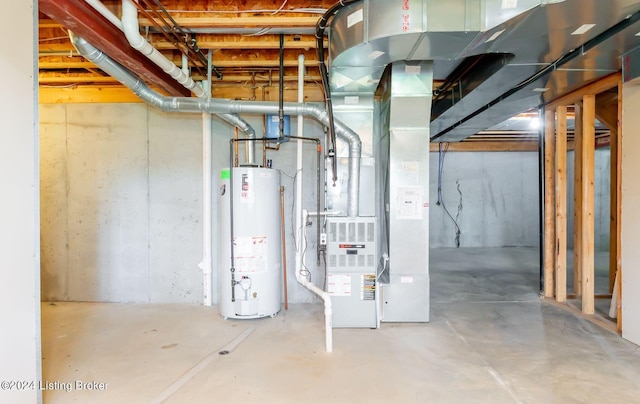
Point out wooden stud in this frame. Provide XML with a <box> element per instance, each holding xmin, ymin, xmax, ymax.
<box><xmin>581</xmin><ymin>94</ymin><xmax>596</xmax><ymax>315</ymax></box>
<box><xmin>616</xmin><ymin>79</ymin><xmax>623</xmax><ymax>333</ymax></box>
<box><xmin>555</xmin><ymin>106</ymin><xmax>568</xmax><ymax>302</ymax></box>
<box><xmin>609</xmin><ymin>107</ymin><xmax>620</xmax><ymax>295</ymax></box>
<box><xmin>544</xmin><ymin>108</ymin><xmax>556</xmax><ymax>298</ymax></box>
<box><xmin>573</xmin><ymin>102</ymin><xmax>584</xmax><ymax>295</ymax></box>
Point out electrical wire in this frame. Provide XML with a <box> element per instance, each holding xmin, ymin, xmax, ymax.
<box><xmin>300</xmin><ymin>216</ymin><xmax>312</xmax><ymax>282</ymax></box>
<box><xmin>436</xmin><ymin>143</ymin><xmax>462</xmax><ymax>248</ymax></box>
<box><xmin>242</xmin><ymin>28</ymin><xmax>272</xmax><ymax>37</ymax></box>
<box><xmin>270</xmin><ymin>0</ymin><xmax>288</xmax><ymax>15</ymax></box>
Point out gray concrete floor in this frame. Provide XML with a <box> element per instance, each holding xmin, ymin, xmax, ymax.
<box><xmin>41</xmin><ymin>247</ymin><xmax>640</xmax><ymax>403</ymax></box>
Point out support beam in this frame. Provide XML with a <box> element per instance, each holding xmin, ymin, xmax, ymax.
<box><xmin>580</xmin><ymin>94</ymin><xmax>596</xmax><ymax>315</ymax></box>
<box><xmin>39</xmin><ymin>0</ymin><xmax>190</xmax><ymax>96</ymax></box>
<box><xmin>573</xmin><ymin>102</ymin><xmax>584</xmax><ymax>295</ymax></box>
<box><xmin>615</xmin><ymin>78</ymin><xmax>623</xmax><ymax>333</ymax></box>
<box><xmin>428</xmin><ymin>141</ymin><xmax>538</xmax><ymax>152</ymax></box>
<box><xmin>555</xmin><ymin>106</ymin><xmax>568</xmax><ymax>302</ymax></box>
<box><xmin>605</xmin><ymin>105</ymin><xmax>619</xmax><ymax>295</ymax></box>
<box><xmin>544</xmin><ymin>109</ymin><xmax>556</xmax><ymax>298</ymax></box>
<box><xmin>546</xmin><ymin>73</ymin><xmax>620</xmax><ymax>110</ymax></box>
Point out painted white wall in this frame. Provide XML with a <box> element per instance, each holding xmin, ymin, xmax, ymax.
<box><xmin>622</xmin><ymin>79</ymin><xmax>640</xmax><ymax>346</ymax></box>
<box><xmin>0</xmin><ymin>1</ymin><xmax>41</xmax><ymax>403</ymax></box>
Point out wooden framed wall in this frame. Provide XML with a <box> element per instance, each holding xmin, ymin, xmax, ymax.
<box><xmin>543</xmin><ymin>73</ymin><xmax>622</xmax><ymax>333</ymax></box>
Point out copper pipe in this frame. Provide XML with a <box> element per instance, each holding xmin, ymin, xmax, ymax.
<box><xmin>234</xmin><ymin>127</ymin><xmax>239</xmax><ymax>167</ymax></box>
<box><xmin>263</xmin><ymin>138</ymin><xmax>268</xmax><ymax>168</ymax></box>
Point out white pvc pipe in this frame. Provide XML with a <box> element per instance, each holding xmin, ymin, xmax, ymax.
<box><xmin>294</xmin><ymin>54</ymin><xmax>304</xmax><ymax>307</ymax></box>
<box><xmin>182</xmin><ymin>53</ymin><xmax>189</xmax><ymax>76</ymax></box>
<box><xmin>300</xmin><ymin>210</ymin><xmax>332</xmax><ymax>352</ymax></box>
<box><xmin>85</xmin><ymin>0</ymin><xmax>123</xmax><ymax>31</ymax></box>
<box><xmin>199</xmin><ymin>111</ymin><xmax>213</xmax><ymax>306</ymax></box>
<box><xmin>293</xmin><ymin>54</ymin><xmax>332</xmax><ymax>353</ymax></box>
<box><xmin>121</xmin><ymin>0</ymin><xmax>205</xmax><ymax>97</ymax></box>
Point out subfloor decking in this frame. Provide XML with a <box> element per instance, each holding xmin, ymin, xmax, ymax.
<box><xmin>41</xmin><ymin>247</ymin><xmax>640</xmax><ymax>403</ymax></box>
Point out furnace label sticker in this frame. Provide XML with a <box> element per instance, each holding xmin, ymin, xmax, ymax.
<box><xmin>327</xmin><ymin>274</ymin><xmax>352</xmax><ymax>296</ymax></box>
<box><xmin>396</xmin><ymin>186</ymin><xmax>423</xmax><ymax>220</ymax></box>
<box><xmin>233</xmin><ymin>236</ymin><xmax>267</xmax><ymax>273</ymax></box>
<box><xmin>361</xmin><ymin>274</ymin><xmax>376</xmax><ymax>300</ymax></box>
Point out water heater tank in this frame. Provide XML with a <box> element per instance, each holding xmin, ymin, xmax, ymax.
<box><xmin>218</xmin><ymin>167</ymin><xmax>282</xmax><ymax>319</ymax></box>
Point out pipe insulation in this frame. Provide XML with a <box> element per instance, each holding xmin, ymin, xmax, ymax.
<box><xmin>70</xmin><ymin>33</ymin><xmax>361</xmax><ymax>217</ymax></box>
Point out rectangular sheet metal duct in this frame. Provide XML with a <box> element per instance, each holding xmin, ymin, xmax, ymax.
<box><xmin>379</xmin><ymin>61</ymin><xmax>433</xmax><ymax>322</ymax></box>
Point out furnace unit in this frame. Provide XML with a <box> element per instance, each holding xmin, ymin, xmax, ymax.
<box><xmin>325</xmin><ymin>217</ymin><xmax>378</xmax><ymax>328</ymax></box>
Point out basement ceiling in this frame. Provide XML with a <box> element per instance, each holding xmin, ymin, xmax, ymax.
<box><xmin>38</xmin><ymin>0</ymin><xmax>636</xmax><ymax>141</ymax></box>
<box><xmin>38</xmin><ymin>0</ymin><xmax>340</xmax><ymax>103</ymax></box>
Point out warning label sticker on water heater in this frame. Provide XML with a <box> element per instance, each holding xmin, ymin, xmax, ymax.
<box><xmin>233</xmin><ymin>236</ymin><xmax>267</xmax><ymax>273</ymax></box>
<box><xmin>240</xmin><ymin>172</ymin><xmax>254</xmax><ymax>203</ymax></box>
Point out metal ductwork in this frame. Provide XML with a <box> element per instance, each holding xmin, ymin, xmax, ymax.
<box><xmin>329</xmin><ymin>0</ymin><xmax>640</xmax><ymax>142</ymax></box>
<box><xmin>70</xmin><ymin>33</ymin><xmax>362</xmax><ymax>217</ymax></box>
<box><xmin>377</xmin><ymin>61</ymin><xmax>433</xmax><ymax>322</ymax></box>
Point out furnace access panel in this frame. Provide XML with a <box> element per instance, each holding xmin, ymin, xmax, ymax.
<box><xmin>325</xmin><ymin>217</ymin><xmax>377</xmax><ymax>328</ymax></box>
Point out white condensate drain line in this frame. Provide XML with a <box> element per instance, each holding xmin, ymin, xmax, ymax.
<box><xmin>151</xmin><ymin>327</ymin><xmax>255</xmax><ymax>403</ymax></box>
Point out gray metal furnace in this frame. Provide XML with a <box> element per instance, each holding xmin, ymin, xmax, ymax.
<box><xmin>325</xmin><ymin>217</ymin><xmax>378</xmax><ymax>328</ymax></box>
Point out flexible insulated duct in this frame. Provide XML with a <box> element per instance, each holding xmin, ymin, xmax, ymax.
<box><xmin>70</xmin><ymin>33</ymin><xmax>362</xmax><ymax>217</ymax></box>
